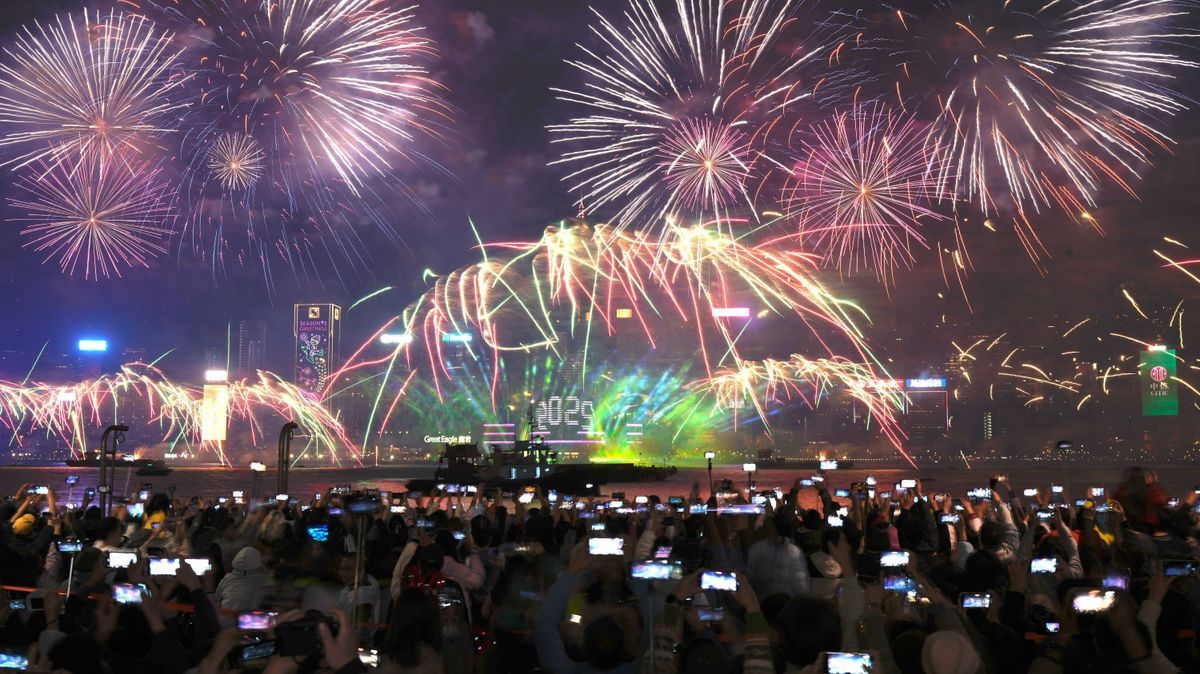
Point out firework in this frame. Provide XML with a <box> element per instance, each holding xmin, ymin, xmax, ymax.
<box><xmin>694</xmin><ymin>354</ymin><xmax>910</xmax><ymax>464</ymax></box>
<box><xmin>331</xmin><ymin>219</ymin><xmax>905</xmax><ymax>459</ymax></box>
<box><xmin>0</xmin><ymin>9</ymin><xmax>184</xmax><ymax>170</ymax></box>
<box><xmin>550</xmin><ymin>0</ymin><xmax>846</xmax><ymax>228</ymax></box>
<box><xmin>0</xmin><ymin>364</ymin><xmax>357</xmax><ymax>465</ymax></box>
<box><xmin>848</xmin><ymin>0</ymin><xmax>1197</xmax><ymax>217</ymax></box>
<box><xmin>135</xmin><ymin>0</ymin><xmax>451</xmax><ymax>277</ymax></box>
<box><xmin>10</xmin><ymin>153</ymin><xmax>173</xmax><ymax>279</ymax></box>
<box><xmin>787</xmin><ymin>100</ymin><xmax>949</xmax><ymax>277</ymax></box>
<box><xmin>206</xmin><ymin>133</ymin><xmax>265</xmax><ymax>192</ymax></box>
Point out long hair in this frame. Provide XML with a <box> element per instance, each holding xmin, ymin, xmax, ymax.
<box><xmin>385</xmin><ymin>588</ymin><xmax>443</xmax><ymax>667</ymax></box>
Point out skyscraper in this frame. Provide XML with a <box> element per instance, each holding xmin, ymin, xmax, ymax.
<box><xmin>235</xmin><ymin>319</ymin><xmax>267</xmax><ymax>377</ymax></box>
<box><xmin>293</xmin><ymin>304</ymin><xmax>341</xmax><ymax>393</ymax></box>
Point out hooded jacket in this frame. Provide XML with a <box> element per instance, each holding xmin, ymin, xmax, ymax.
<box><xmin>216</xmin><ymin>546</ymin><xmax>266</xmax><ymax>610</ymax></box>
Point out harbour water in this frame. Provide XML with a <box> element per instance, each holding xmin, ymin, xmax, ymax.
<box><xmin>0</xmin><ymin>462</ymin><xmax>1196</xmax><ymax>503</ymax></box>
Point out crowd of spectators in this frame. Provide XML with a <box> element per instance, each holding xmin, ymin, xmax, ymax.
<box><xmin>0</xmin><ymin>466</ymin><xmax>1195</xmax><ymax>673</ymax></box>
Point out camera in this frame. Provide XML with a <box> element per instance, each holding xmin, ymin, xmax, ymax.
<box><xmin>276</xmin><ymin>611</ymin><xmax>338</xmax><ymax>657</ymax></box>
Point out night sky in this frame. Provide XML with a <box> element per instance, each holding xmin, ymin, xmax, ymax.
<box><xmin>0</xmin><ymin>0</ymin><xmax>1198</xmax><ymax>377</ymax></box>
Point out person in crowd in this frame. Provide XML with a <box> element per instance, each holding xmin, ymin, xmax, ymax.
<box><xmin>0</xmin><ymin>469</ymin><xmax>1193</xmax><ymax>674</ymax></box>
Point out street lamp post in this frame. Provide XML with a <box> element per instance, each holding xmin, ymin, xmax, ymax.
<box><xmin>704</xmin><ymin>451</ymin><xmax>715</xmax><ymax>496</ymax></box>
<box><xmin>743</xmin><ymin>463</ymin><xmax>757</xmax><ymax>495</ymax></box>
<box><xmin>277</xmin><ymin>423</ymin><xmax>298</xmax><ymax>496</ymax></box>
<box><xmin>249</xmin><ymin>462</ymin><xmax>266</xmax><ymax>502</ymax></box>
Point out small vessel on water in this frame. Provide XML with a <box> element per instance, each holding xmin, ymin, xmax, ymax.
<box><xmin>65</xmin><ymin>451</ymin><xmax>173</xmax><ymax>476</ymax></box>
<box><xmin>750</xmin><ymin>448</ymin><xmax>855</xmax><ymax>470</ymax></box>
<box><xmin>408</xmin><ymin>407</ymin><xmax>677</xmax><ymax>494</ymax></box>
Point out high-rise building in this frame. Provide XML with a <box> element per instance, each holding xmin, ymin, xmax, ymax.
<box><xmin>293</xmin><ymin>304</ymin><xmax>341</xmax><ymax>393</ymax></box>
<box><xmin>235</xmin><ymin>320</ymin><xmax>267</xmax><ymax>377</ymax></box>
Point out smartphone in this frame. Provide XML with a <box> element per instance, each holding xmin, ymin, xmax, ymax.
<box><xmin>1051</xmin><ymin>484</ymin><xmax>1064</xmax><ymax>494</ymax></box>
<box><xmin>85</xmin><ymin>487</ymin><xmax>95</xmax><ymax>499</ymax></box>
<box><xmin>589</xmin><ymin>538</ymin><xmax>624</xmax><ymax>556</ymax></box>
<box><xmin>275</xmin><ymin>494</ymin><xmax>289</xmax><ymax>502</ymax></box>
<box><xmin>148</xmin><ymin>557</ymin><xmax>181</xmax><ymax>576</ymax></box>
<box><xmin>0</xmin><ymin>651</ymin><xmax>28</xmax><ymax>670</ymax></box>
<box><xmin>1023</xmin><ymin>488</ymin><xmax>1038</xmax><ymax>497</ymax></box>
<box><xmin>631</xmin><ymin>561</ymin><xmax>683</xmax><ymax>580</ymax></box>
<box><xmin>1163</xmin><ymin>560</ymin><xmax>1199</xmax><ymax>577</ymax></box>
<box><xmin>1030</xmin><ymin>557</ymin><xmax>1058</xmax><ymax>574</ymax></box>
<box><xmin>452</xmin><ymin>531</ymin><xmax>466</xmax><ymax>541</ymax></box>
<box><xmin>107</xmin><ymin>550</ymin><xmax>138</xmax><ymax>569</ymax></box>
<box><xmin>518</xmin><ymin>493</ymin><xmax>534</xmax><ymax>504</ymax></box>
<box><xmin>826</xmin><ymin>651</ymin><xmax>873</xmax><ymax>674</ymax></box>
<box><xmin>654</xmin><ymin>545</ymin><xmax>672</xmax><ymax>559</ymax></box>
<box><xmin>307</xmin><ymin>525</ymin><xmax>329</xmax><ymax>542</ymax></box>
<box><xmin>1045</xmin><ymin>621</ymin><xmax>1060</xmax><ymax>634</ymax></box>
<box><xmin>1090</xmin><ymin>487</ymin><xmax>1105</xmax><ymax>498</ymax></box>
<box><xmin>900</xmin><ymin>479</ymin><xmax>917</xmax><ymax>489</ymax></box>
<box><xmin>238</xmin><ymin>611</ymin><xmax>278</xmax><ymax>630</ymax></box>
<box><xmin>1036</xmin><ymin>510</ymin><xmax>1054</xmax><ymax>522</ymax></box>
<box><xmin>800</xmin><ymin>479</ymin><xmax>814</xmax><ymax>487</ymax></box>
<box><xmin>127</xmin><ymin>503</ymin><xmax>145</xmax><ymax>518</ymax></box>
<box><xmin>138</xmin><ymin>490</ymin><xmax>150</xmax><ymax>501</ymax></box>
<box><xmin>827</xmin><ymin>515</ymin><xmax>844</xmax><ymax>527</ymax></box>
<box><xmin>112</xmin><ymin>583</ymin><xmax>144</xmax><ymax>605</ymax></box>
<box><xmin>238</xmin><ymin>640</ymin><xmax>277</xmax><ymax>663</ymax></box>
<box><xmin>184</xmin><ymin>558</ymin><xmax>212</xmax><ymax>575</ymax></box>
<box><xmin>880</xmin><ymin>551</ymin><xmax>909</xmax><ymax>568</ymax></box>
<box><xmin>1103</xmin><ymin>572</ymin><xmax>1130</xmax><ymax>590</ymax></box>
<box><xmin>7</xmin><ymin>599</ymin><xmax>25</xmax><ymax>610</ymax></box>
<box><xmin>634</xmin><ymin>495</ymin><xmax>648</xmax><ymax>504</ymax></box>
<box><xmin>58</xmin><ymin>539</ymin><xmax>83</xmax><ymax>553</ymax></box>
<box><xmin>967</xmin><ymin>488</ymin><xmax>990</xmax><ymax>500</ymax></box>
<box><xmin>883</xmin><ymin>574</ymin><xmax>915</xmax><ymax>593</ymax></box>
<box><xmin>940</xmin><ymin>513</ymin><xmax>960</xmax><ymax>524</ymax></box>
<box><xmin>65</xmin><ymin>475</ymin><xmax>79</xmax><ymax>485</ymax></box>
<box><xmin>819</xmin><ymin>460</ymin><xmax>839</xmax><ymax>470</ymax></box>
<box><xmin>689</xmin><ymin>503</ymin><xmax>707</xmax><ymax>515</ymax></box>
<box><xmin>389</xmin><ymin>505</ymin><xmax>406</xmax><ymax>514</ymax></box>
<box><xmin>1072</xmin><ymin>590</ymin><xmax>1116</xmax><ymax>614</ymax></box>
<box><xmin>698</xmin><ymin>607</ymin><xmax>724</xmax><ymax>622</ymax></box>
<box><xmin>960</xmin><ymin>592</ymin><xmax>991</xmax><ymax>609</ymax></box>
<box><xmin>700</xmin><ymin>570</ymin><xmax>738</xmax><ymax>592</ymax></box>
<box><xmin>834</xmin><ymin>489</ymin><xmax>850</xmax><ymax>498</ymax></box>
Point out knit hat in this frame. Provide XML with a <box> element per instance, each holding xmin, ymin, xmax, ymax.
<box><xmin>922</xmin><ymin>630</ymin><xmax>981</xmax><ymax>674</ymax></box>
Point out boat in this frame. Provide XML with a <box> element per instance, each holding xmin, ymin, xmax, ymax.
<box><xmin>65</xmin><ymin>451</ymin><xmax>167</xmax><ymax>470</ymax></box>
<box><xmin>135</xmin><ymin>460</ymin><xmax>172</xmax><ymax>477</ymax></box>
<box><xmin>751</xmin><ymin>448</ymin><xmax>854</xmax><ymax>470</ymax></box>
<box><xmin>407</xmin><ymin>407</ymin><xmax>677</xmax><ymax>494</ymax></box>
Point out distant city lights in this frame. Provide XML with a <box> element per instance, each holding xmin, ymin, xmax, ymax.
<box><xmin>711</xmin><ymin>307</ymin><xmax>751</xmax><ymax>318</ymax></box>
<box><xmin>77</xmin><ymin>339</ymin><xmax>107</xmax><ymax>352</ymax></box>
<box><xmin>380</xmin><ymin>332</ymin><xmax>413</xmax><ymax>346</ymax></box>
<box><xmin>905</xmin><ymin>378</ymin><xmax>947</xmax><ymax>389</ymax></box>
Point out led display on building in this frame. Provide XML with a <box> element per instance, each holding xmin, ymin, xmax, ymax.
<box><xmin>294</xmin><ymin>304</ymin><xmax>341</xmax><ymax>393</ymax></box>
<box><xmin>1140</xmin><ymin>348</ymin><xmax>1178</xmax><ymax>416</ymax></box>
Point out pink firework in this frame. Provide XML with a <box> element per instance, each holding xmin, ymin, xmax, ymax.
<box><xmin>10</xmin><ymin>152</ymin><xmax>174</xmax><ymax>279</ymax></box>
<box><xmin>787</xmin><ymin>101</ymin><xmax>949</xmax><ymax>278</ymax></box>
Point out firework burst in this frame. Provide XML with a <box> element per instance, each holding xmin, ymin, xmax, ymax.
<box><xmin>10</xmin><ymin>153</ymin><xmax>173</xmax><ymax>279</ymax></box>
<box><xmin>787</xmin><ymin>101</ymin><xmax>949</xmax><ymax>277</ymax></box>
<box><xmin>206</xmin><ymin>133</ymin><xmax>265</xmax><ymax>192</ymax></box>
<box><xmin>848</xmin><ymin>0</ymin><xmax>1198</xmax><ymax>217</ymax></box>
<box><xmin>138</xmin><ymin>0</ymin><xmax>450</xmax><ymax>276</ymax></box>
<box><xmin>0</xmin><ymin>363</ymin><xmax>357</xmax><ymax>465</ymax></box>
<box><xmin>0</xmin><ymin>9</ymin><xmax>184</xmax><ymax>170</ymax></box>
<box><xmin>550</xmin><ymin>0</ymin><xmax>845</xmax><ymax>229</ymax></box>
